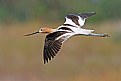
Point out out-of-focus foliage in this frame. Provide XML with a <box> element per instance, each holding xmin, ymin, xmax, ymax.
<box><xmin>0</xmin><ymin>0</ymin><xmax>121</xmax><ymax>22</ymax></box>
<box><xmin>0</xmin><ymin>0</ymin><xmax>121</xmax><ymax>81</ymax></box>
<box><xmin>0</xmin><ymin>21</ymin><xmax>121</xmax><ymax>81</ymax></box>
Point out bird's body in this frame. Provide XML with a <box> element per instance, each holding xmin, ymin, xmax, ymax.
<box><xmin>24</xmin><ymin>12</ymin><xmax>109</xmax><ymax>64</ymax></box>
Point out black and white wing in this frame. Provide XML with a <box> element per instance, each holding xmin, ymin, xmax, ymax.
<box><xmin>78</xmin><ymin>12</ymin><xmax>96</xmax><ymax>20</ymax></box>
<box><xmin>43</xmin><ymin>31</ymin><xmax>74</xmax><ymax>64</ymax></box>
<box><xmin>64</xmin><ymin>12</ymin><xmax>96</xmax><ymax>27</ymax></box>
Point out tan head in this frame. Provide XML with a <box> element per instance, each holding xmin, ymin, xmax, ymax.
<box><xmin>24</xmin><ymin>27</ymin><xmax>56</xmax><ymax>36</ymax></box>
<box><xmin>39</xmin><ymin>27</ymin><xmax>55</xmax><ymax>33</ymax></box>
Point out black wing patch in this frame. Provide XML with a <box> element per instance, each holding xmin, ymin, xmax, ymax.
<box><xmin>78</xmin><ymin>12</ymin><xmax>96</xmax><ymax>19</ymax></box>
<box><xmin>66</xmin><ymin>14</ymin><xmax>80</xmax><ymax>26</ymax></box>
<box><xmin>43</xmin><ymin>31</ymin><xmax>68</xmax><ymax>64</ymax></box>
<box><xmin>62</xmin><ymin>24</ymin><xmax>77</xmax><ymax>27</ymax></box>
<box><xmin>58</xmin><ymin>27</ymin><xmax>74</xmax><ymax>32</ymax></box>
<box><xmin>66</xmin><ymin>12</ymin><xmax>96</xmax><ymax>25</ymax></box>
<box><xmin>44</xmin><ymin>40</ymin><xmax>62</xmax><ymax>64</ymax></box>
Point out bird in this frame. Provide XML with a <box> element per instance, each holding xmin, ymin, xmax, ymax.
<box><xmin>24</xmin><ymin>12</ymin><xmax>109</xmax><ymax>64</ymax></box>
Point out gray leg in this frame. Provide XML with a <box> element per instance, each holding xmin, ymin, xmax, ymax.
<box><xmin>88</xmin><ymin>33</ymin><xmax>110</xmax><ymax>37</ymax></box>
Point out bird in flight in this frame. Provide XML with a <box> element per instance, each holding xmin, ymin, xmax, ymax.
<box><xmin>24</xmin><ymin>12</ymin><xmax>109</xmax><ymax>64</ymax></box>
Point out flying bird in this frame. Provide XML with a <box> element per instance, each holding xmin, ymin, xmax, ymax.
<box><xmin>24</xmin><ymin>12</ymin><xmax>109</xmax><ymax>64</ymax></box>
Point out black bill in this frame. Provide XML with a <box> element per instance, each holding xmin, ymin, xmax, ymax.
<box><xmin>24</xmin><ymin>31</ymin><xmax>39</xmax><ymax>36</ymax></box>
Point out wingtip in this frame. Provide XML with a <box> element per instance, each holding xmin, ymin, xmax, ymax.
<box><xmin>92</xmin><ymin>12</ymin><xmax>96</xmax><ymax>14</ymax></box>
<box><xmin>44</xmin><ymin>61</ymin><xmax>46</xmax><ymax>64</ymax></box>
<box><xmin>88</xmin><ymin>12</ymin><xmax>96</xmax><ymax>15</ymax></box>
<box><xmin>44</xmin><ymin>60</ymin><xmax>46</xmax><ymax>64</ymax></box>
<box><xmin>92</xmin><ymin>12</ymin><xmax>96</xmax><ymax>15</ymax></box>
<box><xmin>44</xmin><ymin>59</ymin><xmax>48</xmax><ymax>64</ymax></box>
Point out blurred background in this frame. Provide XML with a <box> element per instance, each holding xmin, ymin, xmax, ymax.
<box><xmin>0</xmin><ymin>0</ymin><xmax>121</xmax><ymax>81</ymax></box>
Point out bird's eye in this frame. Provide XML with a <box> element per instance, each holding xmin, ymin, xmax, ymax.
<box><xmin>40</xmin><ymin>28</ymin><xmax>43</xmax><ymax>31</ymax></box>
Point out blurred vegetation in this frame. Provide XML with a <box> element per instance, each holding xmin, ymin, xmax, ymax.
<box><xmin>0</xmin><ymin>0</ymin><xmax>121</xmax><ymax>81</ymax></box>
<box><xmin>0</xmin><ymin>21</ymin><xmax>121</xmax><ymax>81</ymax></box>
<box><xmin>0</xmin><ymin>0</ymin><xmax>121</xmax><ymax>23</ymax></box>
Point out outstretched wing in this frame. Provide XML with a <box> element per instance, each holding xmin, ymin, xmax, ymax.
<box><xmin>43</xmin><ymin>31</ymin><xmax>73</xmax><ymax>64</ymax></box>
<box><xmin>64</xmin><ymin>12</ymin><xmax>96</xmax><ymax>27</ymax></box>
<box><xmin>78</xmin><ymin>12</ymin><xmax>96</xmax><ymax>20</ymax></box>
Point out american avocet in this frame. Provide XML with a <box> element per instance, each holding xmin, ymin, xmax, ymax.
<box><xmin>24</xmin><ymin>12</ymin><xmax>109</xmax><ymax>64</ymax></box>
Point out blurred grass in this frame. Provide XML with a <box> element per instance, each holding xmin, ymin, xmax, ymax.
<box><xmin>0</xmin><ymin>21</ymin><xmax>121</xmax><ymax>81</ymax></box>
<box><xmin>0</xmin><ymin>0</ymin><xmax>121</xmax><ymax>22</ymax></box>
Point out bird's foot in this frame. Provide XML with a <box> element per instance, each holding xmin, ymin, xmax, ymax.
<box><xmin>101</xmin><ymin>33</ymin><xmax>110</xmax><ymax>37</ymax></box>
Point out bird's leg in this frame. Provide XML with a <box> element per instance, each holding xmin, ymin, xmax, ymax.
<box><xmin>87</xmin><ymin>33</ymin><xmax>110</xmax><ymax>37</ymax></box>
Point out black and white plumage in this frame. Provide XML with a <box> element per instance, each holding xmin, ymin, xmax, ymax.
<box><xmin>24</xmin><ymin>12</ymin><xmax>109</xmax><ymax>64</ymax></box>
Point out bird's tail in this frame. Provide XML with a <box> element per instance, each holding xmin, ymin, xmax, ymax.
<box><xmin>81</xmin><ymin>29</ymin><xmax>94</xmax><ymax>35</ymax></box>
<box><xmin>88</xmin><ymin>29</ymin><xmax>94</xmax><ymax>33</ymax></box>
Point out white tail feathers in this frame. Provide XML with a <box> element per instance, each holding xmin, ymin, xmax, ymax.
<box><xmin>80</xmin><ymin>29</ymin><xmax>94</xmax><ymax>35</ymax></box>
<box><xmin>89</xmin><ymin>29</ymin><xmax>94</xmax><ymax>33</ymax></box>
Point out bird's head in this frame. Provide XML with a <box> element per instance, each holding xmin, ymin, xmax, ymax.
<box><xmin>39</xmin><ymin>27</ymin><xmax>55</xmax><ymax>33</ymax></box>
<box><xmin>24</xmin><ymin>27</ymin><xmax>56</xmax><ymax>36</ymax></box>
